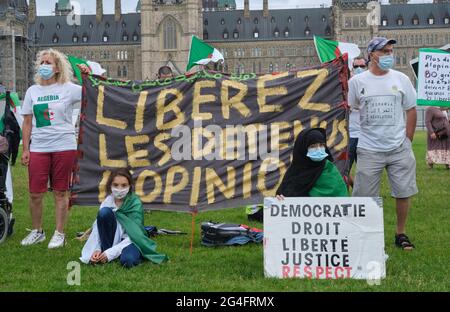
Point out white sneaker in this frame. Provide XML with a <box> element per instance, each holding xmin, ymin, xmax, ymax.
<box><xmin>21</xmin><ymin>229</ymin><xmax>46</xmax><ymax>246</ymax></box>
<box><xmin>48</xmin><ymin>230</ymin><xmax>66</xmax><ymax>249</ymax></box>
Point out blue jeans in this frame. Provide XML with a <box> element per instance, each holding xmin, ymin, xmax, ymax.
<box><xmin>97</xmin><ymin>207</ymin><xmax>117</xmax><ymax>252</ymax></box>
<box><xmin>96</xmin><ymin>207</ymin><xmax>143</xmax><ymax>268</ymax></box>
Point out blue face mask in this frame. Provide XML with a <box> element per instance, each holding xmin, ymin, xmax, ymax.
<box><xmin>38</xmin><ymin>64</ymin><xmax>54</xmax><ymax>80</ymax></box>
<box><xmin>354</xmin><ymin>67</ymin><xmax>366</xmax><ymax>75</ymax></box>
<box><xmin>306</xmin><ymin>146</ymin><xmax>328</xmax><ymax>162</ymax></box>
<box><xmin>377</xmin><ymin>55</ymin><xmax>394</xmax><ymax>71</ymax></box>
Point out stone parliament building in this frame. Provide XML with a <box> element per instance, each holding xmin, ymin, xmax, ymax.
<box><xmin>0</xmin><ymin>0</ymin><xmax>449</xmax><ymax>98</ymax></box>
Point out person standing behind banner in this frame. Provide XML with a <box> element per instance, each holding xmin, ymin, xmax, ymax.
<box><xmin>20</xmin><ymin>48</ymin><xmax>90</xmax><ymax>249</ymax></box>
<box><xmin>157</xmin><ymin>66</ymin><xmax>174</xmax><ymax>79</ymax></box>
<box><xmin>425</xmin><ymin>106</ymin><xmax>450</xmax><ymax>169</ymax></box>
<box><xmin>348</xmin><ymin>37</ymin><xmax>418</xmax><ymax>250</ymax></box>
<box><xmin>346</xmin><ymin>56</ymin><xmax>367</xmax><ymax>187</ymax></box>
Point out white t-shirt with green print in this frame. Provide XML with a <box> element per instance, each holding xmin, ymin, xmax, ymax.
<box><xmin>22</xmin><ymin>82</ymin><xmax>82</xmax><ymax>152</ymax></box>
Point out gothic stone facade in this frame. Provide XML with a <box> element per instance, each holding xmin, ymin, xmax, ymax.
<box><xmin>2</xmin><ymin>0</ymin><xmax>449</xmax><ymax>98</ymax></box>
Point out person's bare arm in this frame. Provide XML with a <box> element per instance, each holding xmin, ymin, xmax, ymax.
<box><xmin>406</xmin><ymin>107</ymin><xmax>417</xmax><ymax>142</ymax></box>
<box><xmin>21</xmin><ymin>115</ymin><xmax>32</xmax><ymax>166</ymax></box>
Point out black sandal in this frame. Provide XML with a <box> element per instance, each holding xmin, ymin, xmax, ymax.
<box><xmin>395</xmin><ymin>233</ymin><xmax>415</xmax><ymax>250</ymax></box>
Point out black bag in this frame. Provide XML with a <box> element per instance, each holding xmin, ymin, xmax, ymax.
<box><xmin>201</xmin><ymin>221</ymin><xmax>263</xmax><ymax>247</ymax></box>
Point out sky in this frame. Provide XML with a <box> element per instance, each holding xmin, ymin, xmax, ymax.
<box><xmin>35</xmin><ymin>0</ymin><xmax>434</xmax><ymax>16</ymax></box>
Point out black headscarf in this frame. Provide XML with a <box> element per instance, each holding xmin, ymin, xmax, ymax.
<box><xmin>276</xmin><ymin>128</ymin><xmax>333</xmax><ymax>197</ymax></box>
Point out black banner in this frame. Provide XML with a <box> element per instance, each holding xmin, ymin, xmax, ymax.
<box><xmin>72</xmin><ymin>57</ymin><xmax>349</xmax><ymax>212</ymax></box>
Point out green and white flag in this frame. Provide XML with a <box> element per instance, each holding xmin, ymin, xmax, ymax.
<box><xmin>186</xmin><ymin>36</ymin><xmax>224</xmax><ymax>71</ymax></box>
<box><xmin>68</xmin><ymin>55</ymin><xmax>90</xmax><ymax>84</ymax></box>
<box><xmin>68</xmin><ymin>55</ymin><xmax>106</xmax><ymax>84</ymax></box>
<box><xmin>313</xmin><ymin>36</ymin><xmax>361</xmax><ymax>69</ymax></box>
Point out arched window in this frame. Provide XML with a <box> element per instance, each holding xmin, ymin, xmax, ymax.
<box><xmin>284</xmin><ymin>27</ymin><xmax>290</xmax><ymax>38</ymax></box>
<box><xmin>428</xmin><ymin>14</ymin><xmax>435</xmax><ymax>25</ymax></box>
<box><xmin>412</xmin><ymin>14</ymin><xmax>419</xmax><ymax>25</ymax></box>
<box><xmin>132</xmin><ymin>32</ymin><xmax>139</xmax><ymax>41</ymax></box>
<box><xmin>287</xmin><ymin>16</ymin><xmax>292</xmax><ymax>23</ymax></box>
<box><xmin>254</xmin><ymin>18</ymin><xmax>258</xmax><ymax>24</ymax></box>
<box><xmin>52</xmin><ymin>34</ymin><xmax>58</xmax><ymax>43</ymax></box>
<box><xmin>72</xmin><ymin>34</ymin><xmax>78</xmax><ymax>43</ymax></box>
<box><xmin>237</xmin><ymin>18</ymin><xmax>241</xmax><ymax>25</ymax></box>
<box><xmin>397</xmin><ymin>15</ymin><xmax>403</xmax><ymax>26</ymax></box>
<box><xmin>304</xmin><ymin>27</ymin><xmax>311</xmax><ymax>36</ymax></box>
<box><xmin>164</xmin><ymin>19</ymin><xmax>177</xmax><ymax>49</ymax></box>
<box><xmin>233</xmin><ymin>30</ymin><xmax>239</xmax><ymax>39</ymax></box>
<box><xmin>82</xmin><ymin>33</ymin><xmax>88</xmax><ymax>42</ymax></box>
<box><xmin>122</xmin><ymin>32</ymin><xmax>129</xmax><ymax>41</ymax></box>
<box><xmin>223</xmin><ymin>29</ymin><xmax>229</xmax><ymax>39</ymax></box>
<box><xmin>271</xmin><ymin>17</ymin><xmax>276</xmax><ymax>23</ymax></box>
<box><xmin>221</xmin><ymin>19</ymin><xmax>225</xmax><ymax>25</ymax></box>
<box><xmin>103</xmin><ymin>33</ymin><xmax>109</xmax><ymax>42</ymax></box>
<box><xmin>56</xmin><ymin>23</ymin><xmax>60</xmax><ymax>29</ymax></box>
<box><xmin>274</xmin><ymin>28</ymin><xmax>279</xmax><ymax>38</ymax></box>
<box><xmin>253</xmin><ymin>28</ymin><xmax>259</xmax><ymax>39</ymax></box>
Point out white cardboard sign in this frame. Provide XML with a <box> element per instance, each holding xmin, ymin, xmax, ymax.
<box><xmin>264</xmin><ymin>197</ymin><xmax>386</xmax><ymax>280</ymax></box>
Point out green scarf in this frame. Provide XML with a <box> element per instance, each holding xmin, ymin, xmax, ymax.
<box><xmin>308</xmin><ymin>160</ymin><xmax>348</xmax><ymax>197</ymax></box>
<box><xmin>115</xmin><ymin>193</ymin><xmax>168</xmax><ymax>264</ymax></box>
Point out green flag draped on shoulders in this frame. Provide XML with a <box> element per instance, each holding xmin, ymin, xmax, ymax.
<box><xmin>115</xmin><ymin>193</ymin><xmax>168</xmax><ymax>264</ymax></box>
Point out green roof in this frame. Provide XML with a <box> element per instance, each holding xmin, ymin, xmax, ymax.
<box><xmin>136</xmin><ymin>0</ymin><xmax>141</xmax><ymax>12</ymax></box>
<box><xmin>217</xmin><ymin>0</ymin><xmax>236</xmax><ymax>9</ymax></box>
<box><xmin>57</xmin><ymin>0</ymin><xmax>71</xmax><ymax>10</ymax></box>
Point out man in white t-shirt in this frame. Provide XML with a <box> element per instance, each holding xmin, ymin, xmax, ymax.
<box><xmin>346</xmin><ymin>56</ymin><xmax>367</xmax><ymax>187</ymax></box>
<box><xmin>348</xmin><ymin>37</ymin><xmax>418</xmax><ymax>250</ymax></box>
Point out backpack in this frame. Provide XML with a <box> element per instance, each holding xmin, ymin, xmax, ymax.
<box><xmin>200</xmin><ymin>221</ymin><xmax>263</xmax><ymax>247</ymax></box>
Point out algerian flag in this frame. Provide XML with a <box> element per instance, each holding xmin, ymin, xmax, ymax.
<box><xmin>68</xmin><ymin>55</ymin><xmax>107</xmax><ymax>84</ymax></box>
<box><xmin>0</xmin><ymin>92</ymin><xmax>21</xmax><ymax>131</ymax></box>
<box><xmin>186</xmin><ymin>36</ymin><xmax>224</xmax><ymax>71</ymax></box>
<box><xmin>68</xmin><ymin>55</ymin><xmax>89</xmax><ymax>84</ymax></box>
<box><xmin>313</xmin><ymin>36</ymin><xmax>361</xmax><ymax>69</ymax></box>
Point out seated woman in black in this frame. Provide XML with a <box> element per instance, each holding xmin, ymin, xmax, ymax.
<box><xmin>276</xmin><ymin>128</ymin><xmax>347</xmax><ymax>198</ymax></box>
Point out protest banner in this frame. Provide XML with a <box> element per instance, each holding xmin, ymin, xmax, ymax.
<box><xmin>417</xmin><ymin>48</ymin><xmax>450</xmax><ymax>107</ymax></box>
<box><xmin>71</xmin><ymin>57</ymin><xmax>350</xmax><ymax>212</ymax></box>
<box><xmin>263</xmin><ymin>197</ymin><xmax>386</xmax><ymax>280</ymax></box>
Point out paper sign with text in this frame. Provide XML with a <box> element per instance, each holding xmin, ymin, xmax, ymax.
<box><xmin>264</xmin><ymin>197</ymin><xmax>386</xmax><ymax>280</ymax></box>
<box><xmin>417</xmin><ymin>48</ymin><xmax>450</xmax><ymax>107</ymax></box>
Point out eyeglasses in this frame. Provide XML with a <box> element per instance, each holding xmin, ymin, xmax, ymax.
<box><xmin>353</xmin><ymin>65</ymin><xmax>367</xmax><ymax>69</ymax></box>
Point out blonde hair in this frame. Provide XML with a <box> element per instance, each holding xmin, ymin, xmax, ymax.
<box><xmin>34</xmin><ymin>48</ymin><xmax>73</xmax><ymax>85</ymax></box>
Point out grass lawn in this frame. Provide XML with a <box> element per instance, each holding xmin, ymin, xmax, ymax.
<box><xmin>0</xmin><ymin>131</ymin><xmax>448</xmax><ymax>292</ymax></box>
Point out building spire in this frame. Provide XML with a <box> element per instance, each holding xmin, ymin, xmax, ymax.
<box><xmin>244</xmin><ymin>0</ymin><xmax>250</xmax><ymax>18</ymax></box>
<box><xmin>29</xmin><ymin>0</ymin><xmax>36</xmax><ymax>23</ymax></box>
<box><xmin>115</xmin><ymin>0</ymin><xmax>122</xmax><ymax>22</ymax></box>
<box><xmin>96</xmin><ymin>0</ymin><xmax>103</xmax><ymax>23</ymax></box>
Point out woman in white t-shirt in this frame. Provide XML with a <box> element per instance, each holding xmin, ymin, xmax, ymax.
<box><xmin>20</xmin><ymin>49</ymin><xmax>90</xmax><ymax>249</ymax></box>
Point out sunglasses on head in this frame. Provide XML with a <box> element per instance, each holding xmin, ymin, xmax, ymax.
<box><xmin>353</xmin><ymin>65</ymin><xmax>367</xmax><ymax>69</ymax></box>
